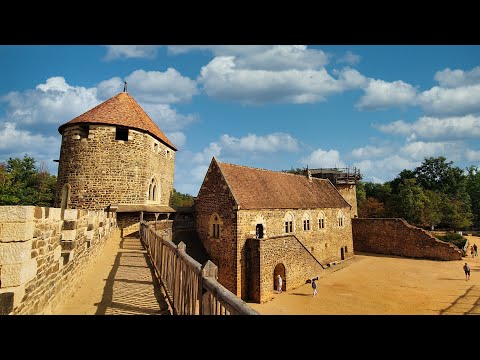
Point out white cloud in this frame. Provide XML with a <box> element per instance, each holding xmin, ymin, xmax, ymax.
<box><xmin>466</xmin><ymin>149</ymin><xmax>480</xmax><ymax>162</ymax></box>
<box><xmin>165</xmin><ymin>131</ymin><xmax>186</xmax><ymax>149</ymax></box>
<box><xmin>353</xmin><ymin>156</ymin><xmax>420</xmax><ymax>183</ymax></box>
<box><xmin>219</xmin><ymin>133</ymin><xmax>299</xmax><ymax>153</ymax></box>
<box><xmin>1</xmin><ymin>77</ymin><xmax>100</xmax><ymax>125</ymax></box>
<box><xmin>140</xmin><ymin>103</ymin><xmax>196</xmax><ymax>132</ymax></box>
<box><xmin>0</xmin><ymin>122</ymin><xmax>60</xmax><ymax>173</ymax></box>
<box><xmin>97</xmin><ymin>77</ymin><xmax>124</xmax><ymax>100</ymax></box>
<box><xmin>356</xmin><ymin>79</ymin><xmax>417</xmax><ymax>110</ymax></box>
<box><xmin>400</xmin><ymin>141</ymin><xmax>465</xmax><ymax>161</ymax></box>
<box><xmin>169</xmin><ymin>45</ymin><xmax>329</xmax><ymax>70</ymax></box>
<box><xmin>337</xmin><ymin>51</ymin><xmax>361</xmax><ymax>65</ymax></box>
<box><xmin>301</xmin><ymin>149</ymin><xmax>345</xmax><ymax>168</ymax></box>
<box><xmin>351</xmin><ymin>146</ymin><xmax>391</xmax><ymax>159</ymax></box>
<box><xmin>104</xmin><ymin>45</ymin><xmax>160</xmax><ymax>60</ymax></box>
<box><xmin>374</xmin><ymin>115</ymin><xmax>480</xmax><ymax>141</ymax></box>
<box><xmin>417</xmin><ymin>84</ymin><xmax>480</xmax><ymax>116</ymax></box>
<box><xmin>125</xmin><ymin>69</ymin><xmax>198</xmax><ymax>104</ymax></box>
<box><xmin>198</xmin><ymin>56</ymin><xmax>366</xmax><ymax>105</ymax></box>
<box><xmin>192</xmin><ymin>142</ymin><xmax>222</xmax><ymax>164</ymax></box>
<box><xmin>434</xmin><ymin>66</ymin><xmax>480</xmax><ymax>88</ymax></box>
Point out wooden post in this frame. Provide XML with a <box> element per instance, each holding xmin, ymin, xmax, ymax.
<box><xmin>177</xmin><ymin>242</ymin><xmax>186</xmax><ymax>314</ymax></box>
<box><xmin>201</xmin><ymin>260</ymin><xmax>218</xmax><ymax>315</ymax></box>
<box><xmin>140</xmin><ymin>211</ymin><xmax>144</xmax><ymax>223</ymax></box>
<box><xmin>155</xmin><ymin>213</ymin><xmax>159</xmax><ymax>232</ymax></box>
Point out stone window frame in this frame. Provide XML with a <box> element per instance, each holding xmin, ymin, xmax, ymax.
<box><xmin>147</xmin><ymin>177</ymin><xmax>160</xmax><ymax>203</ymax></box>
<box><xmin>318</xmin><ymin>211</ymin><xmax>326</xmax><ymax>230</ymax></box>
<box><xmin>302</xmin><ymin>211</ymin><xmax>312</xmax><ymax>231</ymax></box>
<box><xmin>283</xmin><ymin>212</ymin><xmax>295</xmax><ymax>234</ymax></box>
<box><xmin>153</xmin><ymin>141</ymin><xmax>160</xmax><ymax>154</ymax></box>
<box><xmin>337</xmin><ymin>210</ymin><xmax>345</xmax><ymax>228</ymax></box>
<box><xmin>209</xmin><ymin>212</ymin><xmax>223</xmax><ymax>239</ymax></box>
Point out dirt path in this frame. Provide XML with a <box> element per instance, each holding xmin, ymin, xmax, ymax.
<box><xmin>56</xmin><ymin>233</ymin><xmax>170</xmax><ymax>315</ymax></box>
<box><xmin>250</xmin><ymin>236</ymin><xmax>480</xmax><ymax>315</ymax></box>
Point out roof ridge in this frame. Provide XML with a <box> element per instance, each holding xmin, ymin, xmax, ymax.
<box><xmin>217</xmin><ymin>160</ymin><xmax>329</xmax><ymax>181</ymax></box>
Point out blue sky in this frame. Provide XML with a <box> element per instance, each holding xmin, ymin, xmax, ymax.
<box><xmin>1</xmin><ymin>45</ymin><xmax>480</xmax><ymax>195</ymax></box>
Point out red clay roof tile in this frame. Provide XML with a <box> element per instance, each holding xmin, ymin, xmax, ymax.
<box><xmin>58</xmin><ymin>92</ymin><xmax>176</xmax><ymax>150</ymax></box>
<box><xmin>216</xmin><ymin>159</ymin><xmax>351</xmax><ymax>210</ymax></box>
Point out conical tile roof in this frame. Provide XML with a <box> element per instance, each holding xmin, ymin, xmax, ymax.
<box><xmin>58</xmin><ymin>92</ymin><xmax>176</xmax><ymax>150</ymax></box>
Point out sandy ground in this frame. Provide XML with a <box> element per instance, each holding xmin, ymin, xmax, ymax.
<box><xmin>56</xmin><ymin>232</ymin><xmax>170</xmax><ymax>315</ymax></box>
<box><xmin>250</xmin><ymin>236</ymin><xmax>480</xmax><ymax>315</ymax></box>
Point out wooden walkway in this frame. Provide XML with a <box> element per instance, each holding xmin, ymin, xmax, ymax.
<box><xmin>57</xmin><ymin>232</ymin><xmax>170</xmax><ymax>315</ymax></box>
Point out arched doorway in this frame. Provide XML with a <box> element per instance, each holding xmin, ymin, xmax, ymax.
<box><xmin>273</xmin><ymin>263</ymin><xmax>286</xmax><ymax>292</ymax></box>
<box><xmin>341</xmin><ymin>247</ymin><xmax>345</xmax><ymax>260</ymax></box>
<box><xmin>256</xmin><ymin>224</ymin><xmax>264</xmax><ymax>239</ymax></box>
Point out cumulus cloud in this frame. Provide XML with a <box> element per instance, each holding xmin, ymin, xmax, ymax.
<box><xmin>434</xmin><ymin>66</ymin><xmax>480</xmax><ymax>88</ymax></box>
<box><xmin>374</xmin><ymin>115</ymin><xmax>480</xmax><ymax>141</ymax></box>
<box><xmin>219</xmin><ymin>133</ymin><xmax>299</xmax><ymax>153</ymax></box>
<box><xmin>198</xmin><ymin>56</ymin><xmax>366</xmax><ymax>105</ymax></box>
<box><xmin>356</xmin><ymin>79</ymin><xmax>417</xmax><ymax>110</ymax></box>
<box><xmin>104</xmin><ymin>45</ymin><xmax>161</xmax><ymax>60</ymax></box>
<box><xmin>141</xmin><ymin>103</ymin><xmax>197</xmax><ymax>132</ymax></box>
<box><xmin>353</xmin><ymin>155</ymin><xmax>420</xmax><ymax>183</ymax></box>
<box><xmin>169</xmin><ymin>45</ymin><xmax>329</xmax><ymax>70</ymax></box>
<box><xmin>351</xmin><ymin>146</ymin><xmax>391</xmax><ymax>159</ymax></box>
<box><xmin>165</xmin><ymin>131</ymin><xmax>186</xmax><ymax>149</ymax></box>
<box><xmin>417</xmin><ymin>84</ymin><xmax>480</xmax><ymax>116</ymax></box>
<box><xmin>466</xmin><ymin>149</ymin><xmax>480</xmax><ymax>162</ymax></box>
<box><xmin>1</xmin><ymin>77</ymin><xmax>100</xmax><ymax>125</ymax></box>
<box><xmin>301</xmin><ymin>149</ymin><xmax>345</xmax><ymax>168</ymax></box>
<box><xmin>125</xmin><ymin>69</ymin><xmax>198</xmax><ymax>104</ymax></box>
<box><xmin>400</xmin><ymin>141</ymin><xmax>465</xmax><ymax>161</ymax></box>
<box><xmin>337</xmin><ymin>51</ymin><xmax>361</xmax><ymax>65</ymax></box>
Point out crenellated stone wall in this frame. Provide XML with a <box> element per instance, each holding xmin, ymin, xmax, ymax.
<box><xmin>352</xmin><ymin>218</ymin><xmax>462</xmax><ymax>261</ymax></box>
<box><xmin>55</xmin><ymin>124</ymin><xmax>175</xmax><ymax>210</ymax></box>
<box><xmin>0</xmin><ymin>206</ymin><xmax>118</xmax><ymax>315</ymax></box>
<box><xmin>247</xmin><ymin>235</ymin><xmax>325</xmax><ymax>303</ymax></box>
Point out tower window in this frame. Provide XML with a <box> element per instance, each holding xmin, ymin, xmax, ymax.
<box><xmin>79</xmin><ymin>125</ymin><xmax>89</xmax><ymax>139</ymax></box>
<box><xmin>116</xmin><ymin>127</ymin><xmax>128</xmax><ymax>141</ymax></box>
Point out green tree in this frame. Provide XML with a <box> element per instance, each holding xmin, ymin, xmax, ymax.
<box><xmin>414</xmin><ymin>156</ymin><xmax>465</xmax><ymax>196</ymax></box>
<box><xmin>359</xmin><ymin>197</ymin><xmax>386</xmax><ymax>218</ymax></box>
<box><xmin>170</xmin><ymin>189</ymin><xmax>194</xmax><ymax>207</ymax></box>
<box><xmin>0</xmin><ymin>155</ymin><xmax>57</xmax><ymax>206</ymax></box>
<box><xmin>392</xmin><ymin>178</ymin><xmax>427</xmax><ymax>224</ymax></box>
<box><xmin>466</xmin><ymin>166</ymin><xmax>480</xmax><ymax>227</ymax></box>
<box><xmin>420</xmin><ymin>190</ymin><xmax>443</xmax><ymax>230</ymax></box>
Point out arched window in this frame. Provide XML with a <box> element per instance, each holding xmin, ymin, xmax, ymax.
<box><xmin>337</xmin><ymin>210</ymin><xmax>345</xmax><ymax>228</ymax></box>
<box><xmin>148</xmin><ymin>177</ymin><xmax>160</xmax><ymax>203</ymax></box>
<box><xmin>209</xmin><ymin>213</ymin><xmax>223</xmax><ymax>238</ymax></box>
<box><xmin>284</xmin><ymin>212</ymin><xmax>294</xmax><ymax>233</ymax></box>
<box><xmin>318</xmin><ymin>211</ymin><xmax>326</xmax><ymax>230</ymax></box>
<box><xmin>302</xmin><ymin>211</ymin><xmax>311</xmax><ymax>231</ymax></box>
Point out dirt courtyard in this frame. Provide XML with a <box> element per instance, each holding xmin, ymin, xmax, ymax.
<box><xmin>249</xmin><ymin>236</ymin><xmax>480</xmax><ymax>315</ymax></box>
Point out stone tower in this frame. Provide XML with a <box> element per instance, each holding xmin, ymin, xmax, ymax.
<box><xmin>309</xmin><ymin>167</ymin><xmax>361</xmax><ymax>217</ymax></box>
<box><xmin>54</xmin><ymin>91</ymin><xmax>177</xmax><ymax>212</ymax></box>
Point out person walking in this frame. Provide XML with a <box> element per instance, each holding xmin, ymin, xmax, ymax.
<box><xmin>277</xmin><ymin>274</ymin><xmax>283</xmax><ymax>294</ymax></box>
<box><xmin>463</xmin><ymin>262</ymin><xmax>471</xmax><ymax>281</ymax></box>
<box><xmin>312</xmin><ymin>278</ymin><xmax>318</xmax><ymax>297</ymax></box>
<box><xmin>474</xmin><ymin>243</ymin><xmax>478</xmax><ymax>257</ymax></box>
<box><xmin>471</xmin><ymin>245</ymin><xmax>475</xmax><ymax>258</ymax></box>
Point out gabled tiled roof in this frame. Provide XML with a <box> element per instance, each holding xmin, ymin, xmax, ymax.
<box><xmin>216</xmin><ymin>159</ymin><xmax>351</xmax><ymax>210</ymax></box>
<box><xmin>58</xmin><ymin>92</ymin><xmax>177</xmax><ymax>150</ymax></box>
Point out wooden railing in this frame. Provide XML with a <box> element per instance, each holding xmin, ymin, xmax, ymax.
<box><xmin>139</xmin><ymin>221</ymin><xmax>258</xmax><ymax>315</ymax></box>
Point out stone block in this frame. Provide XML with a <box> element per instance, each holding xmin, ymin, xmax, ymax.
<box><xmin>0</xmin><ymin>206</ymin><xmax>35</xmax><ymax>222</ymax></box>
<box><xmin>1</xmin><ymin>259</ymin><xmax>37</xmax><ymax>287</ymax></box>
<box><xmin>48</xmin><ymin>208</ymin><xmax>61</xmax><ymax>220</ymax></box>
<box><xmin>61</xmin><ymin>240</ymin><xmax>75</xmax><ymax>251</ymax></box>
<box><xmin>0</xmin><ymin>241</ymin><xmax>33</xmax><ymax>265</ymax></box>
<box><xmin>61</xmin><ymin>230</ymin><xmax>76</xmax><ymax>241</ymax></box>
<box><xmin>34</xmin><ymin>207</ymin><xmax>44</xmax><ymax>219</ymax></box>
<box><xmin>63</xmin><ymin>209</ymin><xmax>78</xmax><ymax>221</ymax></box>
<box><xmin>0</xmin><ymin>221</ymin><xmax>35</xmax><ymax>242</ymax></box>
<box><xmin>54</xmin><ymin>245</ymin><xmax>62</xmax><ymax>261</ymax></box>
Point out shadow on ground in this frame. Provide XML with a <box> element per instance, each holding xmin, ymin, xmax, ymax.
<box><xmin>439</xmin><ymin>285</ymin><xmax>480</xmax><ymax>315</ymax></box>
<box><xmin>94</xmin><ymin>232</ymin><xmax>171</xmax><ymax>315</ymax></box>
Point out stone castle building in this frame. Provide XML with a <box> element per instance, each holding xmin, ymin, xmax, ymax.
<box><xmin>54</xmin><ymin>91</ymin><xmax>176</xmax><ymax>232</ymax></box>
<box><xmin>195</xmin><ymin>158</ymin><xmax>355</xmax><ymax>302</ymax></box>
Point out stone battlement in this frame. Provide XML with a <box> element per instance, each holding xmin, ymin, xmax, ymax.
<box><xmin>0</xmin><ymin>206</ymin><xmax>118</xmax><ymax>315</ymax></box>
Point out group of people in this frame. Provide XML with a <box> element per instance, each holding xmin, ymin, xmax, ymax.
<box><xmin>276</xmin><ymin>274</ymin><xmax>318</xmax><ymax>297</ymax></box>
<box><xmin>470</xmin><ymin>243</ymin><xmax>478</xmax><ymax>258</ymax></box>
